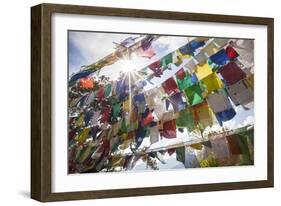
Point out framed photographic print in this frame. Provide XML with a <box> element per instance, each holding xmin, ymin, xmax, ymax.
<box><xmin>31</xmin><ymin>3</ymin><xmax>274</xmax><ymax>202</ymax></box>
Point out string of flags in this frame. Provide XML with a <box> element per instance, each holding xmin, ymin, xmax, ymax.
<box><xmin>68</xmin><ymin>34</ymin><xmax>254</xmax><ymax>173</ymax></box>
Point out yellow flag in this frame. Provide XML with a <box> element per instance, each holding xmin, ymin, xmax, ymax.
<box><xmin>75</xmin><ymin>127</ymin><xmax>91</xmax><ymax>143</ymax></box>
<box><xmin>111</xmin><ymin>155</ymin><xmax>125</xmax><ymax>168</ymax></box>
<box><xmin>202</xmin><ymin>72</ymin><xmax>224</xmax><ymax>94</ymax></box>
<box><xmin>76</xmin><ymin>114</ymin><xmax>84</xmax><ymax>127</ymax></box>
<box><xmin>176</xmin><ymin>49</ymin><xmax>190</xmax><ymax>61</ymax></box>
<box><xmin>190</xmin><ymin>143</ymin><xmax>203</xmax><ymax>150</ymax></box>
<box><xmin>123</xmin><ymin>98</ymin><xmax>131</xmax><ymax>112</ymax></box>
<box><xmin>195</xmin><ymin>63</ymin><xmax>213</xmax><ymax>80</ymax></box>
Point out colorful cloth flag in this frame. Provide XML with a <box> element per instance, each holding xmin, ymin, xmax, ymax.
<box><xmin>225</xmin><ymin>45</ymin><xmax>239</xmax><ymax>59</ymax></box>
<box><xmin>176</xmin><ymin>74</ymin><xmax>193</xmax><ymax>91</ymax></box>
<box><xmin>161</xmin><ymin>53</ymin><xmax>173</xmax><ymax>68</ymax></box>
<box><xmin>190</xmin><ymin>143</ymin><xmax>203</xmax><ymax>150</ymax></box>
<box><xmin>75</xmin><ymin>127</ymin><xmax>91</xmax><ymax>144</ymax></box>
<box><xmin>192</xmin><ymin>102</ymin><xmax>215</xmax><ymax>128</ymax></box>
<box><xmin>215</xmin><ymin>108</ymin><xmax>236</xmax><ymax>126</ymax></box>
<box><xmin>201</xmin><ymin>72</ymin><xmax>224</xmax><ymax>94</ymax></box>
<box><xmin>178</xmin><ymin>43</ymin><xmax>193</xmax><ymax>56</ymax></box>
<box><xmin>112</xmin><ymin>103</ymin><xmax>121</xmax><ymax>119</ymax></box>
<box><xmin>194</xmin><ymin>52</ymin><xmax>208</xmax><ymax>65</ymax></box>
<box><xmin>76</xmin><ymin>113</ymin><xmax>85</xmax><ymax>127</ymax></box>
<box><xmin>69</xmin><ymin>69</ymin><xmax>94</xmax><ymax>85</ymax></box>
<box><xmin>176</xmin><ymin>109</ymin><xmax>195</xmax><ymax>132</ymax></box>
<box><xmin>179</xmin><ymin>40</ymin><xmax>205</xmax><ymax>56</ymax></box>
<box><xmin>176</xmin><ymin>146</ymin><xmax>185</xmax><ymax>164</ymax></box>
<box><xmin>175</xmin><ymin>68</ymin><xmax>186</xmax><ymax>80</ymax></box>
<box><xmin>116</xmin><ymin>79</ymin><xmax>129</xmax><ymax>101</ymax></box>
<box><xmin>233</xmin><ymin>40</ymin><xmax>254</xmax><ymax>68</ymax></box>
<box><xmin>167</xmin><ymin>92</ymin><xmax>186</xmax><ymax>112</ymax></box>
<box><xmin>176</xmin><ymin>49</ymin><xmax>190</xmax><ymax>61</ymax></box>
<box><xmin>184</xmin><ymin>83</ymin><xmax>204</xmax><ymax>106</ymax></box>
<box><xmin>207</xmin><ymin>89</ymin><xmax>232</xmax><ymax>113</ymax></box>
<box><xmin>184</xmin><ymin>148</ymin><xmax>200</xmax><ymax>168</ymax></box>
<box><xmin>100</xmin><ymin>106</ymin><xmax>111</xmax><ymax>123</ymax></box>
<box><xmin>235</xmin><ymin>134</ymin><xmax>252</xmax><ymax>165</ymax></box>
<box><xmin>207</xmin><ymin>59</ymin><xmax>220</xmax><ymax>72</ymax></box>
<box><xmin>184</xmin><ymin>58</ymin><xmax>197</xmax><ymax>73</ymax></box>
<box><xmin>79</xmin><ymin>77</ymin><xmax>94</xmax><ymax>89</ymax></box>
<box><xmin>104</xmin><ymin>84</ymin><xmax>112</xmax><ymax>97</ymax></box>
<box><xmin>135</xmin><ymin>124</ymin><xmax>147</xmax><ymax>148</ymax></box>
<box><xmin>210</xmin><ymin>137</ymin><xmax>231</xmax><ymax>165</ymax></box>
<box><xmin>226</xmin><ymin>80</ymin><xmax>254</xmax><ymax>106</ymax></box>
<box><xmin>210</xmin><ymin>49</ymin><xmax>229</xmax><ymax>65</ymax></box>
<box><xmin>141</xmin><ymin>111</ymin><xmax>154</xmax><ymax>126</ymax></box>
<box><xmin>219</xmin><ymin>62</ymin><xmax>246</xmax><ymax>85</ymax></box>
<box><xmin>195</xmin><ymin>62</ymin><xmax>213</xmax><ymax>80</ymax></box>
<box><xmin>148</xmin><ymin>61</ymin><xmax>163</xmax><ymax>77</ymax></box>
<box><xmin>226</xmin><ymin>135</ymin><xmax>242</xmax><ymax>155</ymax></box>
<box><xmin>96</xmin><ymin>86</ymin><xmax>105</xmax><ymax>101</ymax></box>
<box><xmin>162</xmin><ymin>77</ymin><xmax>180</xmax><ymax>96</ymax></box>
<box><xmin>201</xmin><ymin>41</ymin><xmax>219</xmax><ymax>56</ymax></box>
<box><xmin>161</xmin><ymin>119</ymin><xmax>177</xmax><ymax>139</ymax></box>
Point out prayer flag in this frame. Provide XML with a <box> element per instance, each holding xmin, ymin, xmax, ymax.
<box><xmin>219</xmin><ymin>62</ymin><xmax>246</xmax><ymax>86</ymax></box>
<box><xmin>184</xmin><ymin>84</ymin><xmax>204</xmax><ymax>106</ymax></box>
<box><xmin>210</xmin><ymin>49</ymin><xmax>229</xmax><ymax>65</ymax></box>
<box><xmin>162</xmin><ymin>77</ymin><xmax>180</xmax><ymax>96</ymax></box>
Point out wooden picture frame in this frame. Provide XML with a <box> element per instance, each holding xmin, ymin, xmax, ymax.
<box><xmin>31</xmin><ymin>3</ymin><xmax>274</xmax><ymax>202</ymax></box>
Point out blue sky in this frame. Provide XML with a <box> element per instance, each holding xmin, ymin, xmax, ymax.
<box><xmin>68</xmin><ymin>31</ymin><xmax>254</xmax><ymax>130</ymax></box>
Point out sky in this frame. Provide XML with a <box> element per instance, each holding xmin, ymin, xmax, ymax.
<box><xmin>68</xmin><ymin>31</ymin><xmax>254</xmax><ymax>131</ymax></box>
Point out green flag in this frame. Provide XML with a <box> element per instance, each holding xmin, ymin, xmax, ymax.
<box><xmin>176</xmin><ymin>146</ymin><xmax>185</xmax><ymax>164</ymax></box>
<box><xmin>184</xmin><ymin>84</ymin><xmax>204</xmax><ymax>106</ymax></box>
<box><xmin>161</xmin><ymin>53</ymin><xmax>173</xmax><ymax>67</ymax></box>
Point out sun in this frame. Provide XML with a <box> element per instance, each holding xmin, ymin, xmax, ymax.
<box><xmin>119</xmin><ymin>59</ymin><xmax>135</xmax><ymax>73</ymax></box>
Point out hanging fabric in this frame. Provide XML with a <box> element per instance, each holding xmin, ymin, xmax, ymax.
<box><xmin>79</xmin><ymin>77</ymin><xmax>94</xmax><ymax>89</ymax></box>
<box><xmin>176</xmin><ymin>109</ymin><xmax>195</xmax><ymax>132</ymax></box>
<box><xmin>162</xmin><ymin>77</ymin><xmax>180</xmax><ymax>96</ymax></box>
<box><xmin>192</xmin><ymin>101</ymin><xmax>215</xmax><ymax>128</ymax></box>
<box><xmin>215</xmin><ymin>108</ymin><xmax>237</xmax><ymax>126</ymax></box>
<box><xmin>195</xmin><ymin>62</ymin><xmax>213</xmax><ymax>80</ymax></box>
<box><xmin>167</xmin><ymin>92</ymin><xmax>186</xmax><ymax>112</ymax></box>
<box><xmin>226</xmin><ymin>135</ymin><xmax>242</xmax><ymax>155</ymax></box>
<box><xmin>206</xmin><ymin>89</ymin><xmax>232</xmax><ymax>113</ymax></box>
<box><xmin>201</xmin><ymin>72</ymin><xmax>224</xmax><ymax>94</ymax></box>
<box><xmin>161</xmin><ymin>119</ymin><xmax>177</xmax><ymax>139</ymax></box>
<box><xmin>209</xmin><ymin>49</ymin><xmax>229</xmax><ymax>65</ymax></box>
<box><xmin>225</xmin><ymin>45</ymin><xmax>239</xmax><ymax>59</ymax></box>
<box><xmin>69</xmin><ymin>69</ymin><xmax>95</xmax><ymax>85</ymax></box>
<box><xmin>194</xmin><ymin>52</ymin><xmax>208</xmax><ymax>65</ymax></box>
<box><xmin>184</xmin><ymin>83</ymin><xmax>204</xmax><ymax>106</ymax></box>
<box><xmin>184</xmin><ymin>58</ymin><xmax>197</xmax><ymax>74</ymax></box>
<box><xmin>201</xmin><ymin>41</ymin><xmax>219</xmax><ymax>56</ymax></box>
<box><xmin>210</xmin><ymin>136</ymin><xmax>231</xmax><ymax>165</ymax></box>
<box><xmin>226</xmin><ymin>80</ymin><xmax>254</xmax><ymax>106</ymax></box>
<box><xmin>218</xmin><ymin>62</ymin><xmax>246</xmax><ymax>86</ymax></box>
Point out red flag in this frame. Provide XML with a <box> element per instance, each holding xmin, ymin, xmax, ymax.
<box><xmin>162</xmin><ymin>77</ymin><xmax>180</xmax><ymax>95</ymax></box>
<box><xmin>96</xmin><ymin>86</ymin><xmax>105</xmax><ymax>101</ymax></box>
<box><xmin>141</xmin><ymin>112</ymin><xmax>154</xmax><ymax>126</ymax></box>
<box><xmin>176</xmin><ymin>68</ymin><xmax>186</xmax><ymax>80</ymax></box>
<box><xmin>226</xmin><ymin>46</ymin><xmax>239</xmax><ymax>59</ymax></box>
<box><xmin>161</xmin><ymin>119</ymin><xmax>177</xmax><ymax>139</ymax></box>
